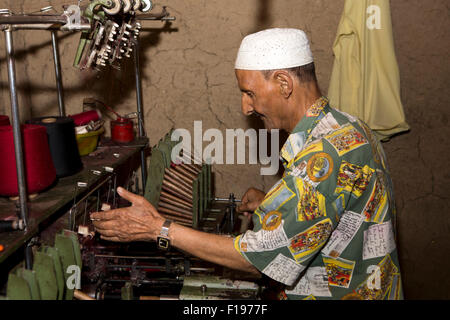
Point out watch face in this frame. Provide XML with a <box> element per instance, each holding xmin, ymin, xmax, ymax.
<box><xmin>157</xmin><ymin>237</ymin><xmax>170</xmax><ymax>250</ymax></box>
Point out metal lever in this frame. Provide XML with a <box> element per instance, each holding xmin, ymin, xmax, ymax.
<box><xmin>216</xmin><ymin>194</ymin><xmax>241</xmax><ymax>234</ymax></box>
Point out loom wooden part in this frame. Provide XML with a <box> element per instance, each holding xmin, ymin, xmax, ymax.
<box><xmin>6</xmin><ymin>234</ymin><xmax>79</xmax><ymax>300</ymax></box>
<box><xmin>157</xmin><ymin>140</ymin><xmax>172</xmax><ymax>168</ymax></box>
<box><xmin>44</xmin><ymin>246</ymin><xmax>65</xmax><ymax>300</ymax></box>
<box><xmin>54</xmin><ymin>230</ymin><xmax>82</xmax><ymax>300</ymax></box>
<box><xmin>6</xmin><ymin>273</ymin><xmax>32</xmax><ymax>300</ymax></box>
<box><xmin>196</xmin><ymin>167</ymin><xmax>205</xmax><ymax>223</ymax></box>
<box><xmin>33</xmin><ymin>251</ymin><xmax>58</xmax><ymax>300</ymax></box>
<box><xmin>145</xmin><ymin>130</ymin><xmax>215</xmax><ymax>230</ymax></box>
<box><xmin>202</xmin><ymin>165</ymin><xmax>208</xmax><ymax>213</ymax></box>
<box><xmin>17</xmin><ymin>268</ymin><xmax>41</xmax><ymax>299</ymax></box>
<box><xmin>6</xmin><ymin>268</ymin><xmax>41</xmax><ymax>300</ymax></box>
<box><xmin>144</xmin><ymin>148</ymin><xmax>166</xmax><ymax>207</ymax></box>
<box><xmin>206</xmin><ymin>164</ymin><xmax>212</xmax><ymax>208</ymax></box>
<box><xmin>164</xmin><ymin>129</ymin><xmax>179</xmax><ymax>148</ymax></box>
<box><xmin>62</xmin><ymin>229</ymin><xmax>82</xmax><ymax>268</ymax></box>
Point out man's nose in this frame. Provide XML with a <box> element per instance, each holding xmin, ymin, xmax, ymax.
<box><xmin>241</xmin><ymin>95</ymin><xmax>254</xmax><ymax>116</ymax></box>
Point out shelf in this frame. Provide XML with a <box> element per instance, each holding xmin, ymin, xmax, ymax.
<box><xmin>0</xmin><ymin>137</ymin><xmax>148</xmax><ymax>264</ymax></box>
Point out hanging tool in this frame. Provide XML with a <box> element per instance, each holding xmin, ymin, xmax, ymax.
<box><xmin>73</xmin><ymin>0</ymin><xmax>173</xmax><ymax>71</ymax></box>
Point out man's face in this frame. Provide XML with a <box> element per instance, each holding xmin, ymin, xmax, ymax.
<box><xmin>235</xmin><ymin>69</ymin><xmax>287</xmax><ymax>131</ymax></box>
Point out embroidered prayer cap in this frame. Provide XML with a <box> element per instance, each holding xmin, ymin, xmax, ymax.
<box><xmin>235</xmin><ymin>28</ymin><xmax>314</xmax><ymax>71</ymax></box>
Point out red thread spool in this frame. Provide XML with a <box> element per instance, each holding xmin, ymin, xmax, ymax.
<box><xmin>111</xmin><ymin>118</ymin><xmax>134</xmax><ymax>143</ymax></box>
<box><xmin>0</xmin><ymin>115</ymin><xmax>10</xmax><ymax>126</ymax></box>
<box><xmin>69</xmin><ymin>110</ymin><xmax>101</xmax><ymax>126</ymax></box>
<box><xmin>0</xmin><ymin>124</ymin><xmax>56</xmax><ymax>196</ymax></box>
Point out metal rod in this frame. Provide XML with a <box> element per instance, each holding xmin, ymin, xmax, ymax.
<box><xmin>5</xmin><ymin>29</ymin><xmax>28</xmax><ymax>229</ymax></box>
<box><xmin>133</xmin><ymin>38</ymin><xmax>147</xmax><ymax>194</ymax></box>
<box><xmin>95</xmin><ymin>254</ymin><xmax>172</xmax><ymax>260</ymax></box>
<box><xmin>134</xmin><ymin>39</ymin><xmax>145</xmax><ymax>138</ymax></box>
<box><xmin>10</xmin><ymin>24</ymin><xmax>57</xmax><ymax>30</ymax></box>
<box><xmin>136</xmin><ymin>7</ymin><xmax>174</xmax><ymax>21</ymax></box>
<box><xmin>214</xmin><ymin>197</ymin><xmax>242</xmax><ymax>202</ymax></box>
<box><xmin>74</xmin><ymin>176</ymin><xmax>112</xmax><ymax>213</ymax></box>
<box><xmin>0</xmin><ymin>15</ymin><xmax>67</xmax><ymax>25</ymax></box>
<box><xmin>51</xmin><ymin>31</ymin><xmax>65</xmax><ymax>117</ymax></box>
<box><xmin>25</xmin><ymin>242</ymin><xmax>33</xmax><ymax>269</ymax></box>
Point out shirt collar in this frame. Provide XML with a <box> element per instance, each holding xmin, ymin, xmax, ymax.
<box><xmin>280</xmin><ymin>96</ymin><xmax>330</xmax><ymax>165</ymax></box>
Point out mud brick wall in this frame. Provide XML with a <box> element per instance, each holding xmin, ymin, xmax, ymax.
<box><xmin>0</xmin><ymin>0</ymin><xmax>448</xmax><ymax>299</ymax></box>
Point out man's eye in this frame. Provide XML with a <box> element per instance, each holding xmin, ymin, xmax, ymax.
<box><xmin>246</xmin><ymin>91</ymin><xmax>254</xmax><ymax>98</ymax></box>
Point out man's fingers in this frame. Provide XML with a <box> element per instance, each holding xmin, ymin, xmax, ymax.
<box><xmin>90</xmin><ymin>210</ymin><xmax>120</xmax><ymax>221</ymax></box>
<box><xmin>95</xmin><ymin>228</ymin><xmax>117</xmax><ymax>237</ymax></box>
<box><xmin>92</xmin><ymin>220</ymin><xmax>117</xmax><ymax>230</ymax></box>
<box><xmin>117</xmin><ymin>186</ymin><xmax>143</xmax><ymax>205</ymax></box>
<box><xmin>237</xmin><ymin>203</ymin><xmax>251</xmax><ymax>213</ymax></box>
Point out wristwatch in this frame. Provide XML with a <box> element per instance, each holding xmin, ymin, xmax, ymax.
<box><xmin>156</xmin><ymin>219</ymin><xmax>172</xmax><ymax>250</ymax></box>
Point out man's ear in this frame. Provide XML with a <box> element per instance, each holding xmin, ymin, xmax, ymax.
<box><xmin>273</xmin><ymin>71</ymin><xmax>293</xmax><ymax>98</ymax></box>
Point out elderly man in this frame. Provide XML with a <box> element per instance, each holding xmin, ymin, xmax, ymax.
<box><xmin>92</xmin><ymin>28</ymin><xmax>403</xmax><ymax>300</ymax></box>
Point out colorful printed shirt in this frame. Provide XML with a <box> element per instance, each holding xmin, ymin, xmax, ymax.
<box><xmin>234</xmin><ymin>97</ymin><xmax>403</xmax><ymax>300</ymax></box>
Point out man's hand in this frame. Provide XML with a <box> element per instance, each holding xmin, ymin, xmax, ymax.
<box><xmin>91</xmin><ymin>187</ymin><xmax>261</xmax><ymax>277</ymax></box>
<box><xmin>90</xmin><ymin>187</ymin><xmax>164</xmax><ymax>242</ymax></box>
<box><xmin>237</xmin><ymin>188</ymin><xmax>266</xmax><ymax>214</ymax></box>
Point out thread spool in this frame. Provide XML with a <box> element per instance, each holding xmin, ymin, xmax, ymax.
<box><xmin>69</xmin><ymin>110</ymin><xmax>101</xmax><ymax>126</ymax></box>
<box><xmin>111</xmin><ymin>118</ymin><xmax>134</xmax><ymax>143</ymax></box>
<box><xmin>0</xmin><ymin>124</ymin><xmax>56</xmax><ymax>196</ymax></box>
<box><xmin>0</xmin><ymin>115</ymin><xmax>10</xmax><ymax>126</ymax></box>
<box><xmin>27</xmin><ymin>116</ymin><xmax>83</xmax><ymax>178</ymax></box>
<box><xmin>0</xmin><ymin>219</ymin><xmax>24</xmax><ymax>232</ymax></box>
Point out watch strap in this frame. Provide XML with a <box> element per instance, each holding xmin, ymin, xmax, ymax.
<box><xmin>160</xmin><ymin>219</ymin><xmax>172</xmax><ymax>237</ymax></box>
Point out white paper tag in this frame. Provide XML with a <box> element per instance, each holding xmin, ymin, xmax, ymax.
<box><xmin>240</xmin><ymin>220</ymin><xmax>289</xmax><ymax>252</ymax></box>
<box><xmin>285</xmin><ymin>266</ymin><xmax>332</xmax><ymax>297</ymax></box>
<box><xmin>322</xmin><ymin>211</ymin><xmax>365</xmax><ymax>257</ymax></box>
<box><xmin>262</xmin><ymin>253</ymin><xmax>305</xmax><ymax>286</ymax></box>
<box><xmin>363</xmin><ymin>221</ymin><xmax>396</xmax><ymax>260</ymax></box>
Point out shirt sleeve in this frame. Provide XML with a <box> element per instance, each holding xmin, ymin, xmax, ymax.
<box><xmin>234</xmin><ymin>169</ymin><xmax>338</xmax><ymax>286</ymax></box>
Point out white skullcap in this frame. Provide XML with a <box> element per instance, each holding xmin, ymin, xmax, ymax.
<box><xmin>235</xmin><ymin>28</ymin><xmax>314</xmax><ymax>70</ymax></box>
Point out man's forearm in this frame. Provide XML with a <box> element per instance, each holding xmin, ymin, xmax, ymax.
<box><xmin>168</xmin><ymin>223</ymin><xmax>260</xmax><ymax>276</ymax></box>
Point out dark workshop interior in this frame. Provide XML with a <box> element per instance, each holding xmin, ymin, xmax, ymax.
<box><xmin>0</xmin><ymin>0</ymin><xmax>448</xmax><ymax>301</ymax></box>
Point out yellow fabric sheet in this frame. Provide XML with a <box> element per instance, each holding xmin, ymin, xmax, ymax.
<box><xmin>328</xmin><ymin>0</ymin><xmax>409</xmax><ymax>140</ymax></box>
